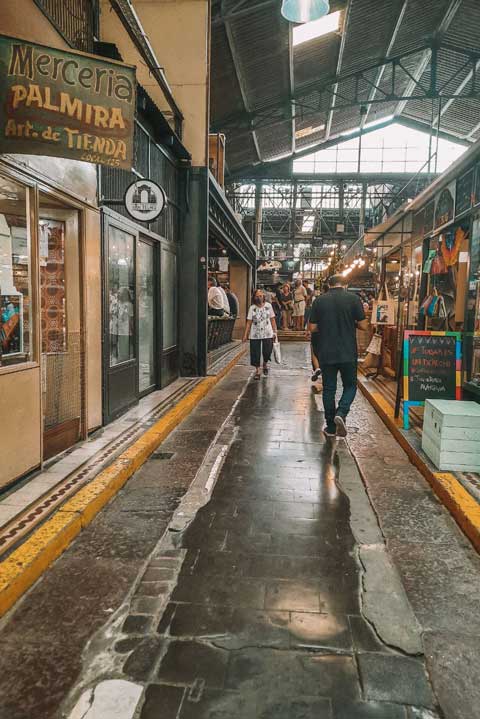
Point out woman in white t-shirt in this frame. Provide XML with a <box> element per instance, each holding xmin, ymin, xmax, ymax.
<box><xmin>242</xmin><ymin>288</ymin><xmax>278</xmax><ymax>380</ymax></box>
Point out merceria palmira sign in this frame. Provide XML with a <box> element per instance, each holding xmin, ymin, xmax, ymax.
<box><xmin>0</xmin><ymin>35</ymin><xmax>136</xmax><ymax>169</ymax></box>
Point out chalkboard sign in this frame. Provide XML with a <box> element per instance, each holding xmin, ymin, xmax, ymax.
<box><xmin>402</xmin><ymin>331</ymin><xmax>462</xmax><ymax>429</ymax></box>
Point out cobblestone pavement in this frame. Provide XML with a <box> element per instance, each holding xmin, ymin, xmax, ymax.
<box><xmin>0</xmin><ymin>345</ymin><xmax>479</xmax><ymax>719</ymax></box>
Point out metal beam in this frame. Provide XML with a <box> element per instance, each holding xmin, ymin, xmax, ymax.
<box><xmin>229</xmin><ymin>172</ymin><xmax>433</xmax><ymax>185</ymax></box>
<box><xmin>433</xmin><ymin>58</ymin><xmax>480</xmax><ymax>128</ymax></box>
<box><xmin>467</xmin><ymin>119</ymin><xmax>480</xmax><ymax>140</ymax></box>
<box><xmin>325</xmin><ymin>0</ymin><xmax>352</xmax><ymax>141</ymax></box>
<box><xmin>288</xmin><ymin>23</ymin><xmax>296</xmax><ymax>155</ymax></box>
<box><xmin>214</xmin><ymin>39</ymin><xmax>479</xmax><ymax>136</ymax></box>
<box><xmin>222</xmin><ymin>1</ymin><xmax>262</xmax><ymax>163</ymax></box>
<box><xmin>362</xmin><ymin>0</ymin><xmax>409</xmax><ymax>127</ymax></box>
<box><xmin>394</xmin><ymin>0</ymin><xmax>462</xmax><ymax>116</ymax></box>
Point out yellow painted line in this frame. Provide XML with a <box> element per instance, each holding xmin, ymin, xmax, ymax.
<box><xmin>362</xmin><ymin>385</ymin><xmax>402</xmax><ymax>427</ymax></box>
<box><xmin>432</xmin><ymin>472</ymin><xmax>480</xmax><ymax>547</ymax></box>
<box><xmin>0</xmin><ymin>348</ymin><xmax>246</xmax><ymax>617</ymax></box>
<box><xmin>358</xmin><ymin>378</ymin><xmax>480</xmax><ymax>553</ymax></box>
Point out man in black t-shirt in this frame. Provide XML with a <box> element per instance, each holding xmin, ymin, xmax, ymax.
<box><xmin>309</xmin><ymin>275</ymin><xmax>368</xmax><ymax>438</ymax></box>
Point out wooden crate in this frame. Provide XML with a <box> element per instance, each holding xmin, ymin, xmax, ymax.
<box><xmin>422</xmin><ymin>399</ymin><xmax>480</xmax><ymax>471</ymax></box>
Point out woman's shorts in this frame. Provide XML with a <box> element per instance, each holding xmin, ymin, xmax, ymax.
<box><xmin>293</xmin><ymin>300</ymin><xmax>306</xmax><ymax>317</ymax></box>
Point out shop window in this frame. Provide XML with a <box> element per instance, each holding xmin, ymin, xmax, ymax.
<box><xmin>40</xmin><ymin>220</ymin><xmax>66</xmax><ymax>354</ymax></box>
<box><xmin>0</xmin><ymin>178</ymin><xmax>32</xmax><ymax>367</ymax></box>
<box><xmin>108</xmin><ymin>226</ymin><xmax>135</xmax><ymax>366</ymax></box>
<box><xmin>161</xmin><ymin>248</ymin><xmax>177</xmax><ymax>350</ymax></box>
<box><xmin>138</xmin><ymin>241</ymin><xmax>156</xmax><ymax>392</ymax></box>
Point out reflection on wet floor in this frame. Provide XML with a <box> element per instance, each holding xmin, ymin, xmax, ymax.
<box><xmin>147</xmin><ymin>346</ymin><xmax>426</xmax><ymax>719</ymax></box>
<box><xmin>0</xmin><ymin>345</ymin><xmax>463</xmax><ymax>718</ymax></box>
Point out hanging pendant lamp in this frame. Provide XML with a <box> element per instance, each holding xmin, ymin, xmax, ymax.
<box><xmin>281</xmin><ymin>0</ymin><xmax>330</xmax><ymax>23</ymax></box>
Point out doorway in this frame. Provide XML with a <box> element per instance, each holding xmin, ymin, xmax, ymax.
<box><xmin>103</xmin><ymin>215</ymin><xmax>137</xmax><ymax>423</ymax></box>
<box><xmin>39</xmin><ymin>194</ymin><xmax>84</xmax><ymax>460</ymax></box>
<box><xmin>102</xmin><ymin>210</ymin><xmax>178</xmax><ymax>424</ymax></box>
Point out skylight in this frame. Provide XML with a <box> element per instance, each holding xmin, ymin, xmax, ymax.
<box><xmin>293</xmin><ymin>122</ymin><xmax>467</xmax><ymax>175</ymax></box>
<box><xmin>292</xmin><ymin>10</ymin><xmax>341</xmax><ymax>46</ymax></box>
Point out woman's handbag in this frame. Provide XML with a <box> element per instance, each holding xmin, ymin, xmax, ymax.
<box><xmin>437</xmin><ymin>294</ymin><xmax>447</xmax><ymax>319</ymax></box>
<box><xmin>363</xmin><ymin>352</ymin><xmax>380</xmax><ymax>369</ymax></box>
<box><xmin>431</xmin><ymin>253</ymin><xmax>447</xmax><ymax>275</ymax></box>
<box><xmin>273</xmin><ymin>337</ymin><xmax>282</xmax><ymax>364</ymax></box>
<box><xmin>365</xmin><ymin>333</ymin><xmax>382</xmax><ymax>356</ymax></box>
<box><xmin>363</xmin><ymin>332</ymin><xmax>382</xmax><ymax>369</ymax></box>
<box><xmin>420</xmin><ymin>290</ymin><xmax>437</xmax><ymax>317</ymax></box>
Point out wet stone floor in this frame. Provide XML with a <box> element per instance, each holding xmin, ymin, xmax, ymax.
<box><xmin>2</xmin><ymin>344</ymin><xmax>480</xmax><ymax>718</ymax></box>
<box><xmin>133</xmin><ymin>353</ymin><xmax>432</xmax><ymax>719</ymax></box>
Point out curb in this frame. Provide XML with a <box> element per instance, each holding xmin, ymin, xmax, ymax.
<box><xmin>358</xmin><ymin>378</ymin><xmax>480</xmax><ymax>553</ymax></box>
<box><xmin>0</xmin><ymin>348</ymin><xmax>246</xmax><ymax>618</ymax></box>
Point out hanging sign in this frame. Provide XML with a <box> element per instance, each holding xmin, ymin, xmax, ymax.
<box><xmin>402</xmin><ymin>330</ymin><xmax>462</xmax><ymax>429</ymax></box>
<box><xmin>124</xmin><ymin>180</ymin><xmax>167</xmax><ymax>222</ymax></box>
<box><xmin>0</xmin><ymin>35</ymin><xmax>136</xmax><ymax>169</ymax></box>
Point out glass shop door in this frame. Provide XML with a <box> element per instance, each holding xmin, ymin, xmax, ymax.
<box><xmin>103</xmin><ymin>215</ymin><xmax>137</xmax><ymax>423</ymax></box>
<box><xmin>138</xmin><ymin>237</ymin><xmax>158</xmax><ymax>395</ymax></box>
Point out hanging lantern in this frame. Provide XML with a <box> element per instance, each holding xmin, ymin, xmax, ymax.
<box><xmin>281</xmin><ymin>0</ymin><xmax>330</xmax><ymax>23</ymax></box>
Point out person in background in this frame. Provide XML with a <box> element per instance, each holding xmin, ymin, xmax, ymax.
<box><xmin>208</xmin><ymin>276</ymin><xmax>225</xmax><ymax>316</ymax></box>
<box><xmin>309</xmin><ymin>274</ymin><xmax>368</xmax><ymax>438</ymax></box>
<box><xmin>309</xmin><ymin>283</ymin><xmax>327</xmax><ymax>387</ymax></box>
<box><xmin>116</xmin><ymin>287</ymin><xmax>134</xmax><ymax>361</ymax></box>
<box><xmin>280</xmin><ymin>283</ymin><xmax>294</xmax><ymax>330</ymax></box>
<box><xmin>271</xmin><ymin>290</ymin><xmax>282</xmax><ymax>329</ymax></box>
<box><xmin>263</xmin><ymin>286</ymin><xmax>273</xmax><ymax>303</ymax></box>
<box><xmin>293</xmin><ymin>278</ymin><xmax>307</xmax><ymax>331</ymax></box>
<box><xmin>218</xmin><ymin>282</ymin><xmax>231</xmax><ymax>316</ymax></box>
<box><xmin>304</xmin><ymin>286</ymin><xmax>314</xmax><ymax>329</ymax></box>
<box><xmin>224</xmin><ymin>283</ymin><xmax>239</xmax><ymax>317</ymax></box>
<box><xmin>243</xmin><ymin>288</ymin><xmax>277</xmax><ymax>380</ymax></box>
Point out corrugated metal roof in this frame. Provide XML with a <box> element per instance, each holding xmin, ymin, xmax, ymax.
<box><xmin>340</xmin><ymin>0</ymin><xmax>405</xmax><ymax>75</ymax></box>
<box><xmin>444</xmin><ymin>0</ymin><xmax>480</xmax><ymax>53</ymax></box>
<box><xmin>256</xmin><ymin>120</ymin><xmax>293</xmax><ymax>160</ymax></box>
<box><xmin>294</xmin><ymin>34</ymin><xmax>339</xmax><ymax>90</ymax></box>
<box><xmin>211</xmin><ymin>0</ymin><xmax>480</xmax><ymax>174</ymax></box>
<box><xmin>210</xmin><ymin>23</ymin><xmax>245</xmax><ymax>121</ymax></box>
<box><xmin>227</xmin><ymin>5</ymin><xmax>290</xmax><ymax>112</ymax></box>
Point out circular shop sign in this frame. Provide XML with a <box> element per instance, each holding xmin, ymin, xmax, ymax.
<box><xmin>124</xmin><ymin>180</ymin><xmax>167</xmax><ymax>222</ymax></box>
